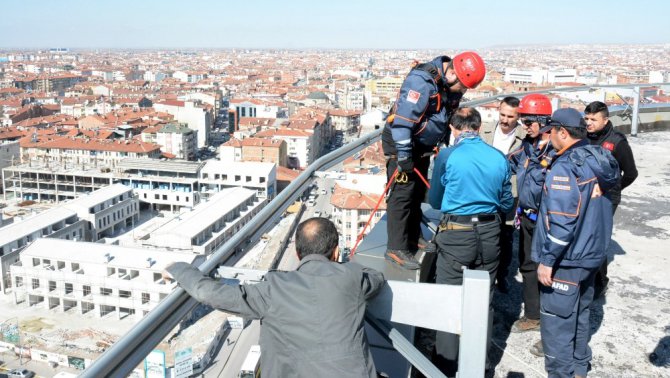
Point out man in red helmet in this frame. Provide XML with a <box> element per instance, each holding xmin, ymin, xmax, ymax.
<box><xmin>507</xmin><ymin>93</ymin><xmax>554</xmax><ymax>337</ymax></box>
<box><xmin>381</xmin><ymin>52</ymin><xmax>486</xmax><ymax>270</ymax></box>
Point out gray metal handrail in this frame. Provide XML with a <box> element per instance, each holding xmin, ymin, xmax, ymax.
<box><xmin>81</xmin><ymin>82</ymin><xmax>664</xmax><ymax>377</ymax></box>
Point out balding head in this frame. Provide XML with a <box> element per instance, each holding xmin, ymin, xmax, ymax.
<box><xmin>295</xmin><ymin>217</ymin><xmax>340</xmax><ymax>260</ymax></box>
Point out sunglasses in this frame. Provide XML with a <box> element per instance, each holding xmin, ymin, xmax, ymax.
<box><xmin>521</xmin><ymin>116</ymin><xmax>551</xmax><ymax>126</ymax></box>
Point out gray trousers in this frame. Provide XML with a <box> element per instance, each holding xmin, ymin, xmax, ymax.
<box><xmin>433</xmin><ymin>218</ymin><xmax>500</xmax><ymax>376</ymax></box>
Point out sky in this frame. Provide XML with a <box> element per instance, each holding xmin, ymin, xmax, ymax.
<box><xmin>1</xmin><ymin>0</ymin><xmax>669</xmax><ymax>50</ymax></box>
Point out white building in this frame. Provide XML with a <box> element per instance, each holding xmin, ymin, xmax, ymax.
<box><xmin>0</xmin><ymin>184</ymin><xmax>138</xmax><ymax>292</ymax></box>
<box><xmin>141</xmin><ymin>188</ymin><xmax>264</xmax><ymax>255</ymax></box>
<box><xmin>154</xmin><ymin>100</ymin><xmax>212</xmax><ymax>148</ymax></box>
<box><xmin>199</xmin><ymin>160</ymin><xmax>276</xmax><ymax>200</ymax></box>
<box><xmin>504</xmin><ymin>68</ymin><xmax>577</xmax><ymax>85</ymax></box>
<box><xmin>254</xmin><ymin>128</ymin><xmax>313</xmax><ymax>169</ymax></box>
<box><xmin>155</xmin><ymin>123</ymin><xmax>198</xmax><ymax>160</ymax></box>
<box><xmin>9</xmin><ymin>238</ymin><xmax>202</xmax><ymax>319</ymax></box>
<box><xmin>330</xmin><ymin>187</ymin><xmax>385</xmax><ymax>249</ymax></box>
<box><xmin>230</xmin><ymin>99</ymin><xmax>281</xmax><ymax>119</ymax></box>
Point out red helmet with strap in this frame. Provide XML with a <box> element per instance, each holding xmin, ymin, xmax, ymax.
<box><xmin>518</xmin><ymin>94</ymin><xmax>553</xmax><ymax>116</ymax></box>
<box><xmin>452</xmin><ymin>51</ymin><xmax>486</xmax><ymax>88</ymax></box>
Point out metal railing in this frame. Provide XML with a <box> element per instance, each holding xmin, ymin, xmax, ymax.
<box><xmin>81</xmin><ymin>83</ymin><xmax>666</xmax><ymax>377</ymax></box>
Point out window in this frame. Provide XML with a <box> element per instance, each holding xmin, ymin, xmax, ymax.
<box><xmin>65</xmin><ymin>283</ymin><xmax>73</xmax><ymax>294</ymax></box>
<box><xmin>186</xmin><ymin>197</ymin><xmax>189</xmax><ymax>202</ymax></box>
<box><xmin>119</xmin><ymin>290</ymin><xmax>131</xmax><ymax>298</ymax></box>
<box><xmin>71</xmin><ymin>262</ymin><xmax>80</xmax><ymax>272</ymax></box>
<box><xmin>176</xmin><ymin>196</ymin><xmax>180</xmax><ymax>201</ymax></box>
<box><xmin>100</xmin><ymin>287</ymin><xmax>112</xmax><ymax>296</ymax></box>
<box><xmin>141</xmin><ymin>292</ymin><xmax>150</xmax><ymax>304</ymax></box>
<box><xmin>32</xmin><ymin>278</ymin><xmax>40</xmax><ymax>289</ymax></box>
<box><xmin>222</xmin><ymin>174</ymin><xmax>228</xmax><ymax>180</ymax></box>
<box><xmin>49</xmin><ymin>281</ymin><xmax>57</xmax><ymax>292</ymax></box>
<box><xmin>162</xmin><ymin>195</ymin><xmax>167</xmax><ymax>200</ymax></box>
<box><xmin>107</xmin><ymin>267</ymin><xmax>116</xmax><ymax>276</ymax></box>
<box><xmin>32</xmin><ymin>258</ymin><xmax>40</xmax><ymax>266</ymax></box>
<box><xmin>143</xmin><ymin>193</ymin><xmax>147</xmax><ymax>199</ymax></box>
<box><xmin>215</xmin><ymin>174</ymin><xmax>220</xmax><ymax>180</ymax></box>
<box><xmin>83</xmin><ymin>285</ymin><xmax>91</xmax><ymax>296</ymax></box>
<box><xmin>15</xmin><ymin>276</ymin><xmax>23</xmax><ymax>287</ymax></box>
<box><xmin>260</xmin><ymin>177</ymin><xmax>265</xmax><ymax>183</ymax></box>
<box><xmin>235</xmin><ymin>175</ymin><xmax>241</xmax><ymax>181</ymax></box>
<box><xmin>203</xmin><ymin>173</ymin><xmax>209</xmax><ymax>179</ymax></box>
<box><xmin>246</xmin><ymin>176</ymin><xmax>252</xmax><ymax>182</ymax></box>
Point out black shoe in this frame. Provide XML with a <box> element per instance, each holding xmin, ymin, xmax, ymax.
<box><xmin>385</xmin><ymin>249</ymin><xmax>420</xmax><ymax>270</ymax></box>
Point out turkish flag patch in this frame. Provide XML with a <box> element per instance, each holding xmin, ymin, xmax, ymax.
<box><xmin>407</xmin><ymin>90</ymin><xmax>421</xmax><ymax>104</ymax></box>
<box><xmin>602</xmin><ymin>142</ymin><xmax>615</xmax><ymax>151</ymax></box>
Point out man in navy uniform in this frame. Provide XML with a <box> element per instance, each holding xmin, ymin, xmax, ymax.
<box><xmin>382</xmin><ymin>52</ymin><xmax>486</xmax><ymax>270</ymax></box>
<box><xmin>507</xmin><ymin>93</ymin><xmax>554</xmax><ymax>333</ymax></box>
<box><xmin>532</xmin><ymin>108</ymin><xmax>619</xmax><ymax>378</ymax></box>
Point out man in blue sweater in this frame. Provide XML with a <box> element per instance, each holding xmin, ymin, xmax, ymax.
<box><xmin>428</xmin><ymin>107</ymin><xmax>514</xmax><ymax>377</ymax></box>
<box><xmin>532</xmin><ymin>108</ymin><xmax>619</xmax><ymax>378</ymax></box>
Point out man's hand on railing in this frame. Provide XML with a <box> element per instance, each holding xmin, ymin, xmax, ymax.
<box><xmin>161</xmin><ymin>262</ymin><xmax>176</xmax><ymax>282</ymax></box>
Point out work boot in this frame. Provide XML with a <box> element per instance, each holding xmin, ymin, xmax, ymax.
<box><xmin>512</xmin><ymin>316</ymin><xmax>540</xmax><ymax>333</ymax></box>
<box><xmin>529</xmin><ymin>340</ymin><xmax>544</xmax><ymax>357</ymax></box>
<box><xmin>417</xmin><ymin>237</ymin><xmax>437</xmax><ymax>254</ymax></box>
<box><xmin>385</xmin><ymin>249</ymin><xmax>420</xmax><ymax>270</ymax></box>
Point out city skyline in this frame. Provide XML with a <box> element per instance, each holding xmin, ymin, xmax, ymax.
<box><xmin>2</xmin><ymin>0</ymin><xmax>670</xmax><ymax>49</ymax></box>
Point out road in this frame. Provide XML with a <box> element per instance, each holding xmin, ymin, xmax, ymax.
<box><xmin>204</xmin><ymin>320</ymin><xmax>260</xmax><ymax>378</ymax></box>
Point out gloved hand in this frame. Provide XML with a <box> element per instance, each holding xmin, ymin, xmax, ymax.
<box><xmin>397</xmin><ymin>157</ymin><xmax>414</xmax><ymax>173</ymax></box>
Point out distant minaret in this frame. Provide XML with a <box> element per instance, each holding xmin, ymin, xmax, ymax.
<box><xmin>304</xmin><ymin>70</ymin><xmax>309</xmax><ymax>85</ymax></box>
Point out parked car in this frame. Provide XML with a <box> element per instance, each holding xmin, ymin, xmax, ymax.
<box><xmin>8</xmin><ymin>369</ymin><xmax>35</xmax><ymax>378</ymax></box>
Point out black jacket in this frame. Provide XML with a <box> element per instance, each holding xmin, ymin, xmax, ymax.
<box><xmin>587</xmin><ymin>122</ymin><xmax>638</xmax><ymax>204</ymax></box>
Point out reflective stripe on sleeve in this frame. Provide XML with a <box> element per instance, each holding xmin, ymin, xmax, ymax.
<box><xmin>547</xmin><ymin>233</ymin><xmax>569</xmax><ymax>246</ymax></box>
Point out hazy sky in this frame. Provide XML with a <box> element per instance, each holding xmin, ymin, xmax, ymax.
<box><xmin>2</xmin><ymin>0</ymin><xmax>669</xmax><ymax>49</ymax></box>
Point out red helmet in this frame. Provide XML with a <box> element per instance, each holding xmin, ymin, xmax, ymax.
<box><xmin>452</xmin><ymin>51</ymin><xmax>486</xmax><ymax>88</ymax></box>
<box><xmin>518</xmin><ymin>94</ymin><xmax>553</xmax><ymax>116</ymax></box>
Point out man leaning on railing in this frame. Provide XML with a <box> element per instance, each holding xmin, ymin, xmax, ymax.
<box><xmin>162</xmin><ymin>217</ymin><xmax>386</xmax><ymax>378</ymax></box>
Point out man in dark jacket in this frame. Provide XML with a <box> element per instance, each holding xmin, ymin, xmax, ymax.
<box><xmin>382</xmin><ymin>52</ymin><xmax>486</xmax><ymax>270</ymax></box>
<box><xmin>163</xmin><ymin>218</ymin><xmax>385</xmax><ymax>378</ymax></box>
<box><xmin>507</xmin><ymin>93</ymin><xmax>554</xmax><ymax>333</ymax></box>
<box><xmin>532</xmin><ymin>108</ymin><xmax>620</xmax><ymax>378</ymax></box>
<box><xmin>584</xmin><ymin>101</ymin><xmax>638</xmax><ymax>297</ymax></box>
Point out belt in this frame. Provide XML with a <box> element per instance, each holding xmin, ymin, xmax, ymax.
<box><xmin>442</xmin><ymin>214</ymin><xmax>497</xmax><ymax>224</ymax></box>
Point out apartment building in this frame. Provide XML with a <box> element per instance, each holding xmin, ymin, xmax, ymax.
<box><xmin>155</xmin><ymin>123</ymin><xmax>198</xmax><ymax>160</ymax></box>
<box><xmin>20</xmin><ymin>135</ymin><xmax>162</xmax><ymax>169</ymax></box>
<box><xmin>153</xmin><ymin>100</ymin><xmax>212</xmax><ymax>148</ymax></box>
<box><xmin>0</xmin><ymin>184</ymin><xmax>138</xmax><ymax>292</ymax></box>
<box><xmin>330</xmin><ymin>186</ymin><xmax>386</xmax><ymax>249</ymax></box>
<box><xmin>239</xmin><ymin>137</ymin><xmax>287</xmax><ymax>166</ymax></box>
<box><xmin>199</xmin><ymin>160</ymin><xmax>276</xmax><ymax>200</ymax></box>
<box><xmin>141</xmin><ymin>187</ymin><xmax>264</xmax><ymax>255</ymax></box>
<box><xmin>9</xmin><ymin>238</ymin><xmax>202</xmax><ymax>319</ymax></box>
<box><xmin>255</xmin><ymin>128</ymin><xmax>312</xmax><ymax>169</ymax></box>
<box><xmin>3</xmin><ymin>156</ymin><xmax>277</xmax><ymax>213</ymax></box>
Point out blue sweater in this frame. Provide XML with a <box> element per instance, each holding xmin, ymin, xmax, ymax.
<box><xmin>428</xmin><ymin>135</ymin><xmax>514</xmax><ymax>215</ymax></box>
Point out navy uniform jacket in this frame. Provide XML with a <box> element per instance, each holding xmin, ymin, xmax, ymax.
<box><xmin>508</xmin><ymin>137</ymin><xmax>555</xmax><ymax>212</ymax></box>
<box><xmin>167</xmin><ymin>255</ymin><xmax>385</xmax><ymax>378</ymax></box>
<box><xmin>531</xmin><ymin>140</ymin><xmax>620</xmax><ymax>269</ymax></box>
<box><xmin>385</xmin><ymin>56</ymin><xmax>463</xmax><ymax>159</ymax></box>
